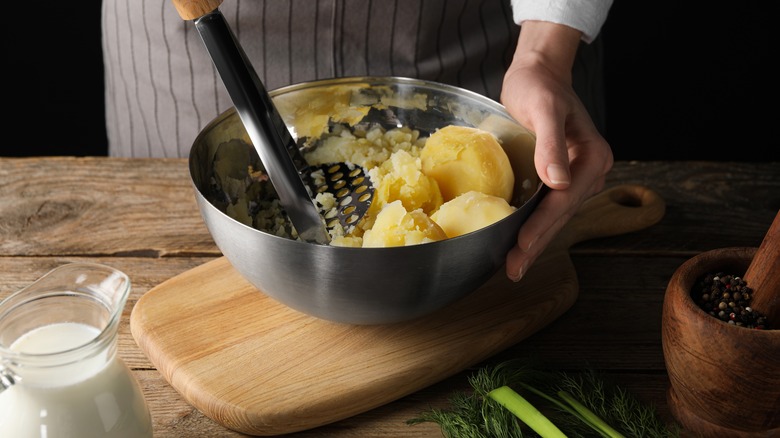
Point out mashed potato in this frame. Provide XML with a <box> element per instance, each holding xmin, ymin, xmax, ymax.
<box><xmin>362</xmin><ymin>201</ymin><xmax>447</xmax><ymax>247</ymax></box>
<box><xmin>304</xmin><ymin>124</ymin><xmax>424</xmax><ymax>170</ymax></box>
<box><xmin>211</xmin><ymin>123</ymin><xmax>519</xmax><ymax>247</ymax></box>
<box><xmin>320</xmin><ymin>124</ymin><xmax>517</xmax><ymax>247</ymax></box>
<box><xmin>366</xmin><ymin>149</ymin><xmax>443</xmax><ymax>220</ymax></box>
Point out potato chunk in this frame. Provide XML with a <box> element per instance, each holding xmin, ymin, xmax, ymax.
<box><xmin>362</xmin><ymin>201</ymin><xmax>447</xmax><ymax>247</ymax></box>
<box><xmin>431</xmin><ymin>191</ymin><xmax>516</xmax><ymax>238</ymax></box>
<box><xmin>421</xmin><ymin>125</ymin><xmax>514</xmax><ymax>202</ymax></box>
<box><xmin>367</xmin><ymin>149</ymin><xmax>443</xmax><ymax>217</ymax></box>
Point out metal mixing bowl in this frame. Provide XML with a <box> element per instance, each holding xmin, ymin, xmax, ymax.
<box><xmin>189</xmin><ymin>76</ymin><xmax>545</xmax><ymax>324</ymax></box>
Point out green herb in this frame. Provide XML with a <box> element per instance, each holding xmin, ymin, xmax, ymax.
<box><xmin>488</xmin><ymin>386</ymin><xmax>566</xmax><ymax>438</ymax></box>
<box><xmin>407</xmin><ymin>358</ymin><xmax>679</xmax><ymax>438</ymax></box>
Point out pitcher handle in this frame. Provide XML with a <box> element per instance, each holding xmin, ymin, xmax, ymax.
<box><xmin>0</xmin><ymin>367</ymin><xmax>18</xmax><ymax>392</ymax></box>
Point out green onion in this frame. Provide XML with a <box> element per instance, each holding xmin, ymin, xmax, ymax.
<box><xmin>487</xmin><ymin>385</ymin><xmax>567</xmax><ymax>438</ymax></box>
<box><xmin>558</xmin><ymin>390</ymin><xmax>626</xmax><ymax>438</ymax></box>
<box><xmin>408</xmin><ymin>358</ymin><xmax>679</xmax><ymax>438</ymax></box>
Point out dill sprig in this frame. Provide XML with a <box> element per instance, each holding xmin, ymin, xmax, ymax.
<box><xmin>407</xmin><ymin>358</ymin><xmax>680</xmax><ymax>438</ymax></box>
<box><xmin>408</xmin><ymin>391</ymin><xmax>524</xmax><ymax>438</ymax></box>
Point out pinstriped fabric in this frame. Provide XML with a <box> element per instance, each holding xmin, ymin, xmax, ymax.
<box><xmin>102</xmin><ymin>0</ymin><xmax>522</xmax><ymax>157</ymax></box>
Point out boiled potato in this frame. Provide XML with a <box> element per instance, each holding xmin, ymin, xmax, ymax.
<box><xmin>362</xmin><ymin>201</ymin><xmax>447</xmax><ymax>247</ymax></box>
<box><xmin>367</xmin><ymin>149</ymin><xmax>443</xmax><ymax>218</ymax></box>
<box><xmin>431</xmin><ymin>191</ymin><xmax>515</xmax><ymax>238</ymax></box>
<box><xmin>420</xmin><ymin>125</ymin><xmax>514</xmax><ymax>202</ymax></box>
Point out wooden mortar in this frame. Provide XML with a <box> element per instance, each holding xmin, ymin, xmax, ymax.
<box><xmin>662</xmin><ymin>210</ymin><xmax>780</xmax><ymax>437</ymax></box>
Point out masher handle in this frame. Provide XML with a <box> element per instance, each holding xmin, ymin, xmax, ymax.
<box><xmin>172</xmin><ymin>0</ymin><xmax>223</xmax><ymax>20</ymax></box>
<box><xmin>168</xmin><ymin>0</ymin><xmax>331</xmax><ymax>244</ymax></box>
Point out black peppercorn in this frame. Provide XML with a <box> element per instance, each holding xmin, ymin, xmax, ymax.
<box><xmin>692</xmin><ymin>272</ymin><xmax>771</xmax><ymax>329</ymax></box>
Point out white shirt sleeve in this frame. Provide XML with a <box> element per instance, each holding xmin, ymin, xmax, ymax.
<box><xmin>510</xmin><ymin>0</ymin><xmax>614</xmax><ymax>43</ymax></box>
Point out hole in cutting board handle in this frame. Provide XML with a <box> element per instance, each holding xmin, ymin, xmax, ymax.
<box><xmin>609</xmin><ymin>185</ymin><xmax>654</xmax><ymax>208</ymax></box>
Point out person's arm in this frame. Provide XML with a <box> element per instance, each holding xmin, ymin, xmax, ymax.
<box><xmin>510</xmin><ymin>0</ymin><xmax>613</xmax><ymax>44</ymax></box>
<box><xmin>501</xmin><ymin>18</ymin><xmax>613</xmax><ymax>282</ymax></box>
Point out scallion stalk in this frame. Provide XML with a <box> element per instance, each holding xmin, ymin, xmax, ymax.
<box><xmin>558</xmin><ymin>390</ymin><xmax>626</xmax><ymax>438</ymax></box>
<box><xmin>487</xmin><ymin>385</ymin><xmax>567</xmax><ymax>438</ymax></box>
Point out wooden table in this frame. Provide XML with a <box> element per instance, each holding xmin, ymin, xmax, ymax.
<box><xmin>1</xmin><ymin>158</ymin><xmax>778</xmax><ymax>437</ymax></box>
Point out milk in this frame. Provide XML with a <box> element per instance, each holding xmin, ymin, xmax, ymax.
<box><xmin>0</xmin><ymin>322</ymin><xmax>152</xmax><ymax>437</ymax></box>
<box><xmin>12</xmin><ymin>321</ymin><xmax>99</xmax><ymax>354</ymax></box>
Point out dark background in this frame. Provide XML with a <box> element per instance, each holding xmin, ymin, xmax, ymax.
<box><xmin>2</xmin><ymin>2</ymin><xmax>777</xmax><ymax>161</ymax></box>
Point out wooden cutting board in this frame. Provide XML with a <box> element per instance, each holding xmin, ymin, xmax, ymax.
<box><xmin>130</xmin><ymin>184</ymin><xmax>665</xmax><ymax>436</ymax></box>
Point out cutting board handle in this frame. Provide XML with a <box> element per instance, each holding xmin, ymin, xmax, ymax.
<box><xmin>172</xmin><ymin>0</ymin><xmax>222</xmax><ymax>20</ymax></box>
<box><xmin>555</xmin><ymin>184</ymin><xmax>666</xmax><ymax>250</ymax></box>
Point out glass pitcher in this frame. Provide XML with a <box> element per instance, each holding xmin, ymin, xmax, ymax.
<box><xmin>0</xmin><ymin>262</ymin><xmax>152</xmax><ymax>437</ymax></box>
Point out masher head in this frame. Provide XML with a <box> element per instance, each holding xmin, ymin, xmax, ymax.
<box><xmin>307</xmin><ymin>163</ymin><xmax>374</xmax><ymax>235</ymax></box>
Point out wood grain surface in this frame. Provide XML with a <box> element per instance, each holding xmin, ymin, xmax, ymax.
<box><xmin>129</xmin><ymin>185</ymin><xmax>664</xmax><ymax>435</ymax></box>
<box><xmin>1</xmin><ymin>158</ymin><xmax>778</xmax><ymax>437</ymax></box>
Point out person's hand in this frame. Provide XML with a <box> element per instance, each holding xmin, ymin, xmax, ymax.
<box><xmin>501</xmin><ymin>20</ymin><xmax>613</xmax><ymax>282</ymax></box>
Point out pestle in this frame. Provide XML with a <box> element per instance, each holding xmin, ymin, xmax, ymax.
<box><xmin>743</xmin><ymin>209</ymin><xmax>780</xmax><ymax>327</ymax></box>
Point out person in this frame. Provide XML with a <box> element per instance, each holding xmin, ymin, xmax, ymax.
<box><xmin>101</xmin><ymin>0</ymin><xmax>613</xmax><ymax>282</ymax></box>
